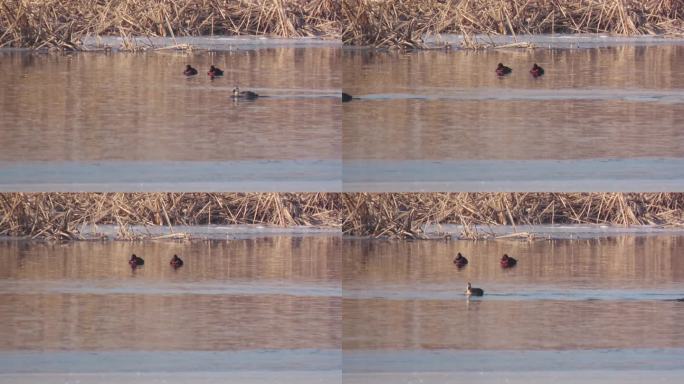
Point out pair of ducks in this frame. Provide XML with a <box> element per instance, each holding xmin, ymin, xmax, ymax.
<box><xmin>183</xmin><ymin>64</ymin><xmax>259</xmax><ymax>99</ymax></box>
<box><xmin>129</xmin><ymin>254</ymin><xmax>184</xmax><ymax>269</ymax></box>
<box><xmin>343</xmin><ymin>62</ymin><xmax>544</xmax><ymax>101</ymax></box>
<box><xmin>496</xmin><ymin>63</ymin><xmax>545</xmax><ymax>77</ymax></box>
<box><xmin>183</xmin><ymin>64</ymin><xmax>224</xmax><ymax>77</ymax></box>
<box><xmin>453</xmin><ymin>253</ymin><xmax>518</xmax><ymax>268</ymax></box>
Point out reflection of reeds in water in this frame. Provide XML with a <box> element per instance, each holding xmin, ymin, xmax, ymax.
<box><xmin>0</xmin><ymin>237</ymin><xmax>340</xmax><ymax>282</ymax></box>
<box><xmin>342</xmin><ymin>193</ymin><xmax>684</xmax><ymax>239</ymax></box>
<box><xmin>0</xmin><ymin>193</ymin><xmax>341</xmax><ymax>240</ymax></box>
<box><xmin>343</xmin><ymin>236</ymin><xmax>684</xmax><ymax>283</ymax></box>
<box><xmin>0</xmin><ymin>0</ymin><xmax>340</xmax><ymax>50</ymax></box>
<box><xmin>342</xmin><ymin>0</ymin><xmax>684</xmax><ymax>48</ymax></box>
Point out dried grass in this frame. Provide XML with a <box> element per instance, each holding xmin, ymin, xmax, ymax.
<box><xmin>342</xmin><ymin>193</ymin><xmax>684</xmax><ymax>239</ymax></box>
<box><xmin>0</xmin><ymin>0</ymin><xmax>341</xmax><ymax>50</ymax></box>
<box><xmin>341</xmin><ymin>0</ymin><xmax>684</xmax><ymax>48</ymax></box>
<box><xmin>0</xmin><ymin>193</ymin><xmax>341</xmax><ymax>240</ymax></box>
<box><xmin>3</xmin><ymin>193</ymin><xmax>684</xmax><ymax>240</ymax></box>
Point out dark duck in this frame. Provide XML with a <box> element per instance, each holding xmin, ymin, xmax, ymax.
<box><xmin>129</xmin><ymin>254</ymin><xmax>144</xmax><ymax>267</ymax></box>
<box><xmin>500</xmin><ymin>254</ymin><xmax>517</xmax><ymax>268</ymax></box>
<box><xmin>183</xmin><ymin>64</ymin><xmax>198</xmax><ymax>76</ymax></box>
<box><xmin>170</xmin><ymin>254</ymin><xmax>184</xmax><ymax>268</ymax></box>
<box><xmin>208</xmin><ymin>65</ymin><xmax>224</xmax><ymax>77</ymax></box>
<box><xmin>342</xmin><ymin>92</ymin><xmax>353</xmax><ymax>102</ymax></box>
<box><xmin>232</xmin><ymin>87</ymin><xmax>259</xmax><ymax>100</ymax></box>
<box><xmin>530</xmin><ymin>63</ymin><xmax>545</xmax><ymax>77</ymax></box>
<box><xmin>453</xmin><ymin>252</ymin><xmax>468</xmax><ymax>268</ymax></box>
<box><xmin>466</xmin><ymin>282</ymin><xmax>484</xmax><ymax>296</ymax></box>
<box><xmin>496</xmin><ymin>63</ymin><xmax>512</xmax><ymax>76</ymax></box>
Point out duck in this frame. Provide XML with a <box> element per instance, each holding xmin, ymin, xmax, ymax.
<box><xmin>453</xmin><ymin>252</ymin><xmax>468</xmax><ymax>268</ymax></box>
<box><xmin>232</xmin><ymin>87</ymin><xmax>259</xmax><ymax>100</ymax></box>
<box><xmin>530</xmin><ymin>63</ymin><xmax>545</xmax><ymax>77</ymax></box>
<box><xmin>208</xmin><ymin>65</ymin><xmax>224</xmax><ymax>77</ymax></box>
<box><xmin>500</xmin><ymin>254</ymin><xmax>517</xmax><ymax>268</ymax></box>
<box><xmin>170</xmin><ymin>254</ymin><xmax>184</xmax><ymax>268</ymax></box>
<box><xmin>496</xmin><ymin>63</ymin><xmax>512</xmax><ymax>76</ymax></box>
<box><xmin>183</xmin><ymin>64</ymin><xmax>198</xmax><ymax>76</ymax></box>
<box><xmin>342</xmin><ymin>92</ymin><xmax>353</xmax><ymax>102</ymax></box>
<box><xmin>129</xmin><ymin>254</ymin><xmax>144</xmax><ymax>267</ymax></box>
<box><xmin>465</xmin><ymin>282</ymin><xmax>484</xmax><ymax>296</ymax></box>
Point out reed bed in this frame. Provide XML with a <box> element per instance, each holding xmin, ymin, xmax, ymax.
<box><xmin>4</xmin><ymin>193</ymin><xmax>684</xmax><ymax>240</ymax></box>
<box><xmin>342</xmin><ymin>0</ymin><xmax>684</xmax><ymax>48</ymax></box>
<box><xmin>0</xmin><ymin>193</ymin><xmax>342</xmax><ymax>240</ymax></box>
<box><xmin>0</xmin><ymin>0</ymin><xmax>340</xmax><ymax>50</ymax></box>
<box><xmin>342</xmin><ymin>193</ymin><xmax>684</xmax><ymax>239</ymax></box>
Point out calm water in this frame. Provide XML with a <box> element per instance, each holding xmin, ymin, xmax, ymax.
<box><xmin>0</xmin><ymin>237</ymin><xmax>341</xmax><ymax>381</ymax></box>
<box><xmin>0</xmin><ymin>46</ymin><xmax>341</xmax><ymax>191</ymax></box>
<box><xmin>343</xmin><ymin>236</ymin><xmax>684</xmax><ymax>382</ymax></box>
<box><xmin>343</xmin><ymin>43</ymin><xmax>684</xmax><ymax>191</ymax></box>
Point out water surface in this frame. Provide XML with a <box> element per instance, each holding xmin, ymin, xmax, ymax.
<box><xmin>343</xmin><ymin>42</ymin><xmax>684</xmax><ymax>191</ymax></box>
<box><xmin>343</xmin><ymin>236</ymin><xmax>684</xmax><ymax>382</ymax></box>
<box><xmin>0</xmin><ymin>237</ymin><xmax>341</xmax><ymax>379</ymax></box>
<box><xmin>0</xmin><ymin>46</ymin><xmax>341</xmax><ymax>191</ymax></box>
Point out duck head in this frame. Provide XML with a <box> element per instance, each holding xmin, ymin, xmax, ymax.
<box><xmin>233</xmin><ymin>87</ymin><xmax>240</xmax><ymax>97</ymax></box>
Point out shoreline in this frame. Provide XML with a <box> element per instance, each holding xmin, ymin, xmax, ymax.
<box><xmin>3</xmin><ymin>33</ymin><xmax>683</xmax><ymax>53</ymax></box>
<box><xmin>344</xmin><ymin>34</ymin><xmax>684</xmax><ymax>51</ymax></box>
<box><xmin>0</xmin><ymin>35</ymin><xmax>340</xmax><ymax>53</ymax></box>
<box><xmin>0</xmin><ymin>224</ymin><xmax>340</xmax><ymax>242</ymax></box>
<box><xmin>423</xmin><ymin>224</ymin><xmax>684</xmax><ymax>240</ymax></box>
<box><xmin>3</xmin><ymin>223</ymin><xmax>684</xmax><ymax>242</ymax></box>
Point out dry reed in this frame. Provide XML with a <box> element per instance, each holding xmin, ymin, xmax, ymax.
<box><xmin>0</xmin><ymin>193</ymin><xmax>341</xmax><ymax>240</ymax></box>
<box><xmin>342</xmin><ymin>0</ymin><xmax>684</xmax><ymax>48</ymax></box>
<box><xmin>342</xmin><ymin>193</ymin><xmax>684</xmax><ymax>239</ymax></box>
<box><xmin>0</xmin><ymin>0</ymin><xmax>340</xmax><ymax>50</ymax></box>
<box><xmin>3</xmin><ymin>1</ymin><xmax>681</xmax><ymax>50</ymax></box>
<box><xmin>4</xmin><ymin>193</ymin><xmax>684</xmax><ymax>240</ymax></box>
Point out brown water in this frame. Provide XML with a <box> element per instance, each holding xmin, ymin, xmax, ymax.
<box><xmin>0</xmin><ymin>237</ymin><xmax>341</xmax><ymax>352</ymax></box>
<box><xmin>343</xmin><ymin>236</ymin><xmax>684</xmax><ymax>351</ymax></box>
<box><xmin>343</xmin><ymin>45</ymin><xmax>684</xmax><ymax>161</ymax></box>
<box><xmin>0</xmin><ymin>48</ymin><xmax>340</xmax><ymax>161</ymax></box>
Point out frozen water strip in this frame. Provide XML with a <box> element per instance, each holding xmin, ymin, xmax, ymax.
<box><xmin>343</xmin><ymin>348</ymin><xmax>684</xmax><ymax>372</ymax></box>
<box><xmin>0</xmin><ymin>160</ymin><xmax>341</xmax><ymax>192</ymax></box>
<box><xmin>355</xmin><ymin>89</ymin><xmax>684</xmax><ymax>103</ymax></box>
<box><xmin>0</xmin><ymin>280</ymin><xmax>341</xmax><ymax>298</ymax></box>
<box><xmin>343</xmin><ymin>158</ymin><xmax>684</xmax><ymax>192</ymax></box>
<box><xmin>343</xmin><ymin>285</ymin><xmax>684</xmax><ymax>302</ymax></box>
<box><xmin>0</xmin><ymin>349</ymin><xmax>341</xmax><ymax>373</ymax></box>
